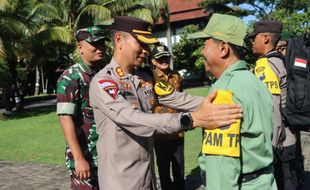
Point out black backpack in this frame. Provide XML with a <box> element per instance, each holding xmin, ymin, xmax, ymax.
<box><xmin>281</xmin><ymin>34</ymin><xmax>310</xmax><ymax>131</ymax></box>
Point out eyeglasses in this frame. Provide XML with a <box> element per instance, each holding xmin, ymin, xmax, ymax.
<box><xmin>276</xmin><ymin>45</ymin><xmax>287</xmax><ymax>52</ymax></box>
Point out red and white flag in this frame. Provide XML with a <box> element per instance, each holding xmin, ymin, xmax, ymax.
<box><xmin>294</xmin><ymin>58</ymin><xmax>308</xmax><ymax>68</ymax></box>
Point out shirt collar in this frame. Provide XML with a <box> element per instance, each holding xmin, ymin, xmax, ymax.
<box><xmin>78</xmin><ymin>60</ymin><xmax>96</xmax><ymax>75</ymax></box>
<box><xmin>265</xmin><ymin>50</ymin><xmax>278</xmax><ymax>57</ymax></box>
<box><xmin>220</xmin><ymin>60</ymin><xmax>247</xmax><ymax>77</ymax></box>
<box><xmin>154</xmin><ymin>67</ymin><xmax>172</xmax><ymax>78</ymax></box>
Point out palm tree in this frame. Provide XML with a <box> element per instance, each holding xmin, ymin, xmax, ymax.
<box><xmin>0</xmin><ymin>0</ymin><xmax>74</xmax><ymax>108</ymax></box>
<box><xmin>51</xmin><ymin>0</ymin><xmax>168</xmax><ymax>28</ymax></box>
<box><xmin>1</xmin><ymin>0</ymin><xmax>168</xmax><ymax>97</ymax></box>
<box><xmin>49</xmin><ymin>0</ymin><xmax>112</xmax><ymax>29</ymax></box>
<box><xmin>49</xmin><ymin>0</ymin><xmax>168</xmax><ymax>64</ymax></box>
<box><xmin>107</xmin><ymin>0</ymin><xmax>168</xmax><ymax>23</ymax></box>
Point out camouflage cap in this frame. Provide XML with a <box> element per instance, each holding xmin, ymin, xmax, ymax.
<box><xmin>188</xmin><ymin>13</ymin><xmax>247</xmax><ymax>48</ymax></box>
<box><xmin>112</xmin><ymin>16</ymin><xmax>158</xmax><ymax>44</ymax></box>
<box><xmin>76</xmin><ymin>25</ymin><xmax>110</xmax><ymax>43</ymax></box>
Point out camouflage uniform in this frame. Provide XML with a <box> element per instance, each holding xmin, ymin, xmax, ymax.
<box><xmin>56</xmin><ymin>60</ymin><xmax>99</xmax><ymax>190</ymax></box>
<box><xmin>153</xmin><ymin>68</ymin><xmax>185</xmax><ymax>190</ymax></box>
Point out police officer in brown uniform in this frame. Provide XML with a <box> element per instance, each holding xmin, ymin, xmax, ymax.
<box><xmin>249</xmin><ymin>20</ymin><xmax>297</xmax><ymax>190</ymax></box>
<box><xmin>151</xmin><ymin>44</ymin><xmax>185</xmax><ymax>190</ymax></box>
<box><xmin>89</xmin><ymin>16</ymin><xmax>242</xmax><ymax>190</ymax></box>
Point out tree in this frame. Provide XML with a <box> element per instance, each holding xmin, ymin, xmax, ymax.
<box><xmin>1</xmin><ymin>0</ymin><xmax>169</xmax><ymax>96</ymax></box>
<box><xmin>0</xmin><ymin>0</ymin><xmax>74</xmax><ymax>109</ymax></box>
<box><xmin>172</xmin><ymin>25</ymin><xmax>204</xmax><ymax>73</ymax></box>
<box><xmin>50</xmin><ymin>0</ymin><xmax>167</xmax><ymax>29</ymax></box>
<box><xmin>49</xmin><ymin>0</ymin><xmax>112</xmax><ymax>30</ymax></box>
<box><xmin>200</xmin><ymin>0</ymin><xmax>310</xmax><ymax>34</ymax></box>
<box><xmin>50</xmin><ymin>0</ymin><xmax>168</xmax><ymax>67</ymax></box>
<box><xmin>107</xmin><ymin>0</ymin><xmax>168</xmax><ymax>23</ymax></box>
<box><xmin>50</xmin><ymin>0</ymin><xmax>167</xmax><ymax>61</ymax></box>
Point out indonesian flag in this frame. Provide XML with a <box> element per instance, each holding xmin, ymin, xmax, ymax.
<box><xmin>294</xmin><ymin>58</ymin><xmax>308</xmax><ymax>68</ymax></box>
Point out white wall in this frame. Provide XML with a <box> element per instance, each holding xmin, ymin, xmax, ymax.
<box><xmin>154</xmin><ymin>30</ymin><xmax>181</xmax><ymax>46</ymax></box>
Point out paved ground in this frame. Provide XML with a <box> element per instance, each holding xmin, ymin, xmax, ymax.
<box><xmin>1</xmin><ymin>98</ymin><xmax>310</xmax><ymax>190</ymax></box>
<box><xmin>0</xmin><ymin>159</ymin><xmax>309</xmax><ymax>190</ymax></box>
<box><xmin>0</xmin><ymin>161</ymin><xmax>70</xmax><ymax>190</ymax></box>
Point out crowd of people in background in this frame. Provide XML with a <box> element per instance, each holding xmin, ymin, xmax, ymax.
<box><xmin>56</xmin><ymin>13</ymin><xmax>307</xmax><ymax>190</ymax></box>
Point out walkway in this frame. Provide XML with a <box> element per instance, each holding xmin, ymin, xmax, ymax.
<box><xmin>0</xmin><ymin>159</ymin><xmax>309</xmax><ymax>190</ymax></box>
<box><xmin>0</xmin><ymin>161</ymin><xmax>70</xmax><ymax>190</ymax></box>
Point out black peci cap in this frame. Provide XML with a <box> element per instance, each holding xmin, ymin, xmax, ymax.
<box><xmin>112</xmin><ymin>16</ymin><xmax>158</xmax><ymax>44</ymax></box>
<box><xmin>151</xmin><ymin>44</ymin><xmax>171</xmax><ymax>59</ymax></box>
<box><xmin>248</xmin><ymin>20</ymin><xmax>283</xmax><ymax>37</ymax></box>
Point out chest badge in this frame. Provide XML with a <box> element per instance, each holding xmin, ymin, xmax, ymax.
<box><xmin>116</xmin><ymin>67</ymin><xmax>124</xmax><ymax>77</ymax></box>
<box><xmin>154</xmin><ymin>80</ymin><xmax>174</xmax><ymax>96</ymax></box>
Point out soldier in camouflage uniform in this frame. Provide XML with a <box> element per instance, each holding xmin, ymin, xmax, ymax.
<box><xmin>56</xmin><ymin>25</ymin><xmax>109</xmax><ymax>190</ymax></box>
<box><xmin>151</xmin><ymin>44</ymin><xmax>185</xmax><ymax>190</ymax></box>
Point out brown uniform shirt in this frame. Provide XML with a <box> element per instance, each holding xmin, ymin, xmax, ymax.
<box><xmin>153</xmin><ymin>68</ymin><xmax>184</xmax><ymax>139</ymax></box>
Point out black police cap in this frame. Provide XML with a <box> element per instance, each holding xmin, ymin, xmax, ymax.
<box><xmin>112</xmin><ymin>16</ymin><xmax>158</xmax><ymax>44</ymax></box>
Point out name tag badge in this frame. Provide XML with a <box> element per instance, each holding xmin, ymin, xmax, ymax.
<box><xmin>202</xmin><ymin>90</ymin><xmax>241</xmax><ymax>157</ymax></box>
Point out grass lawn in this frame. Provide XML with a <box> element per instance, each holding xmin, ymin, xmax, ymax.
<box><xmin>0</xmin><ymin>106</ymin><xmax>65</xmax><ymax>165</ymax></box>
<box><xmin>0</xmin><ymin>86</ymin><xmax>209</xmax><ymax>175</ymax></box>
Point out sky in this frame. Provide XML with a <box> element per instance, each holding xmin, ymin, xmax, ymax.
<box><xmin>243</xmin><ymin>15</ymin><xmax>257</xmax><ymax>24</ymax></box>
<box><xmin>235</xmin><ymin>3</ymin><xmax>258</xmax><ymax>24</ymax></box>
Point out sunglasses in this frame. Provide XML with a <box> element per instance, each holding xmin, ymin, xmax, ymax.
<box><xmin>276</xmin><ymin>45</ymin><xmax>287</xmax><ymax>52</ymax></box>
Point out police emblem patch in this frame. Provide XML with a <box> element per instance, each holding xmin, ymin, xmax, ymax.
<box><xmin>98</xmin><ymin>79</ymin><xmax>119</xmax><ymax>99</ymax></box>
<box><xmin>255</xmin><ymin>66</ymin><xmax>265</xmax><ymax>81</ymax></box>
<box><xmin>154</xmin><ymin>80</ymin><xmax>174</xmax><ymax>96</ymax></box>
<box><xmin>157</xmin><ymin>45</ymin><xmax>165</xmax><ymax>53</ymax></box>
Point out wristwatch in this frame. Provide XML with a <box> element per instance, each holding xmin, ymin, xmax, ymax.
<box><xmin>180</xmin><ymin>112</ymin><xmax>193</xmax><ymax>131</ymax></box>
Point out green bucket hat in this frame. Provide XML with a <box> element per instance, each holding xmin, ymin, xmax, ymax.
<box><xmin>188</xmin><ymin>13</ymin><xmax>247</xmax><ymax>48</ymax></box>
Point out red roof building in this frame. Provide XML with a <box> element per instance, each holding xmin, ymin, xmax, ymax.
<box><xmin>157</xmin><ymin>0</ymin><xmax>209</xmax><ymax>25</ymax></box>
<box><xmin>154</xmin><ymin>0</ymin><xmax>209</xmax><ymax>46</ymax></box>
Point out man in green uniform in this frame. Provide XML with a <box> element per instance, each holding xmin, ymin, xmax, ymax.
<box><xmin>189</xmin><ymin>13</ymin><xmax>277</xmax><ymax>190</ymax></box>
<box><xmin>57</xmin><ymin>25</ymin><xmax>109</xmax><ymax>190</ymax></box>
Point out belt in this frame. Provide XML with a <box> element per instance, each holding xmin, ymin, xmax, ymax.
<box><xmin>239</xmin><ymin>165</ymin><xmax>272</xmax><ymax>183</ymax></box>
